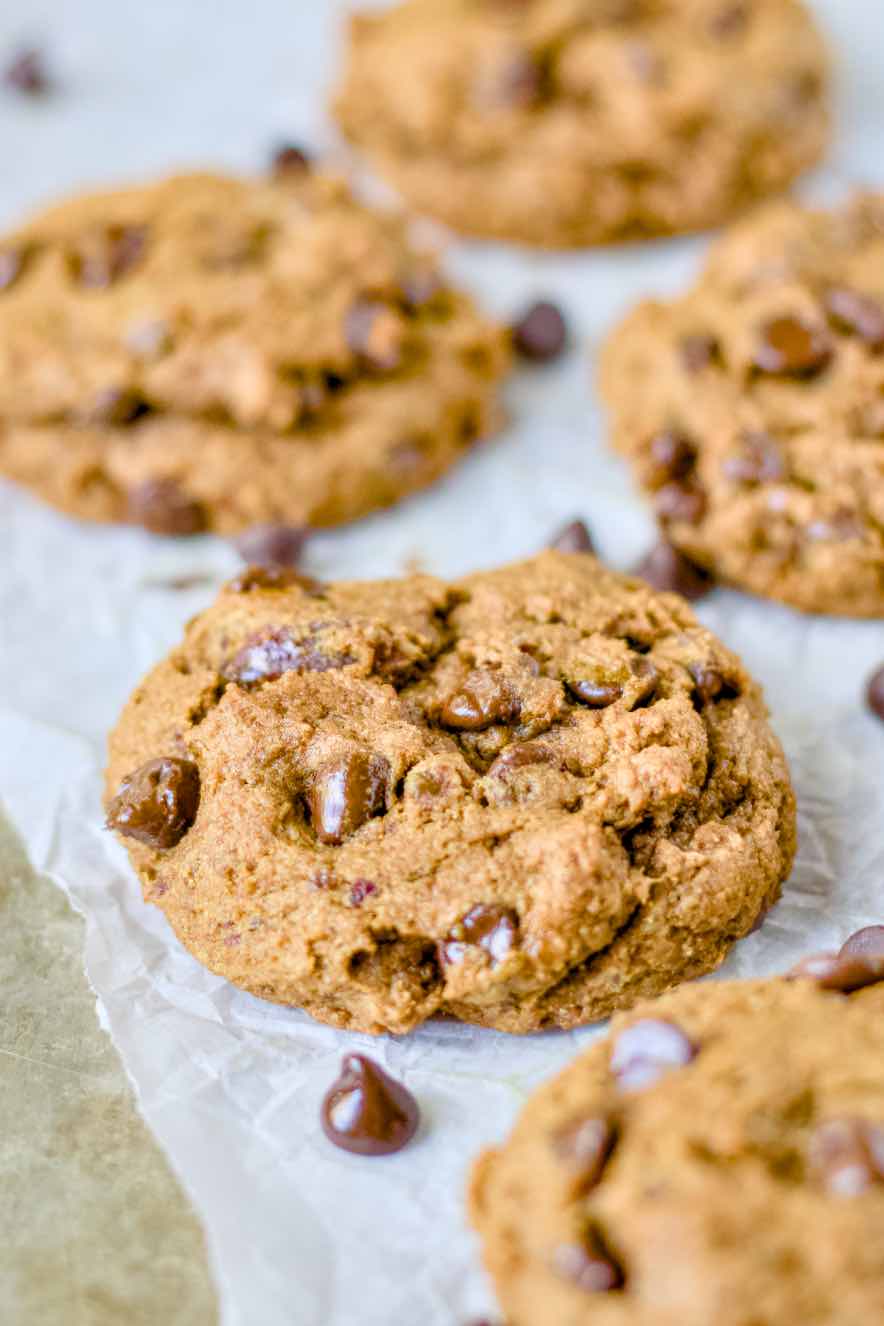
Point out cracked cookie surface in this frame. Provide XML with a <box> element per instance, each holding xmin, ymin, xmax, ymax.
<box><xmin>105</xmin><ymin>551</ymin><xmax>795</xmax><ymax>1034</ymax></box>
<box><xmin>0</xmin><ymin>170</ymin><xmax>508</xmax><ymax>533</ymax></box>
<box><xmin>600</xmin><ymin>193</ymin><xmax>884</xmax><ymax>616</ymax></box>
<box><xmin>471</xmin><ymin>975</ymin><xmax>884</xmax><ymax>1325</ymax></box>
<box><xmin>334</xmin><ymin>0</ymin><xmax>830</xmax><ymax>248</ymax></box>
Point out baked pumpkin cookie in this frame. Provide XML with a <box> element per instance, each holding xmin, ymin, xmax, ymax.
<box><xmin>334</xmin><ymin>0</ymin><xmax>830</xmax><ymax>247</ymax></box>
<box><xmin>471</xmin><ymin>932</ymin><xmax>884</xmax><ymax>1325</ymax></box>
<box><xmin>0</xmin><ymin>170</ymin><xmax>508</xmax><ymax>534</ymax></box>
<box><xmin>105</xmin><ymin>551</ymin><xmax>795</xmax><ymax>1034</ymax></box>
<box><xmin>600</xmin><ymin>194</ymin><xmax>884</xmax><ymax>616</ymax></box>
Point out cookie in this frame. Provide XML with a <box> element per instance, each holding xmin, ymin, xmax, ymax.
<box><xmin>600</xmin><ymin>194</ymin><xmax>884</xmax><ymax>617</ymax></box>
<box><xmin>0</xmin><ymin>170</ymin><xmax>508</xmax><ymax>534</ymax></box>
<box><xmin>471</xmin><ymin>952</ymin><xmax>884</xmax><ymax>1325</ymax></box>
<box><xmin>105</xmin><ymin>550</ymin><xmax>795</xmax><ymax>1035</ymax></box>
<box><xmin>334</xmin><ymin>0</ymin><xmax>830</xmax><ymax>248</ymax></box>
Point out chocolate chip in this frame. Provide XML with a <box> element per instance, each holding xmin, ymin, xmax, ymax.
<box><xmin>644</xmin><ymin>429</ymin><xmax>696</xmax><ymax>491</ymax></box>
<box><xmin>349</xmin><ymin>879</ymin><xmax>378</xmax><ymax>907</ymax></box>
<box><xmin>440</xmin><ymin>903</ymin><xmax>519</xmax><ymax>966</ymax></box>
<box><xmin>788</xmin><ymin>925</ymin><xmax>884</xmax><ymax>993</ymax></box>
<box><xmin>610</xmin><ymin>1018</ymin><xmax>697</xmax><ymax>1090</ymax></box>
<box><xmin>128</xmin><ymin>478</ymin><xmax>207</xmax><ymax>536</ymax></box>
<box><xmin>308</xmin><ymin>751</ymin><xmax>389</xmax><ymax>845</ymax></box>
<box><xmin>0</xmin><ymin>246</ymin><xmax>27</xmax><ymax>292</ymax></box>
<box><xmin>654</xmin><ymin>480</ymin><xmax>707</xmax><ymax>525</ymax></box>
<box><xmin>222</xmin><ymin>625</ymin><xmax>352</xmax><ymax>685</ymax></box>
<box><xmin>512</xmin><ymin>301</ymin><xmax>568</xmax><ymax>363</ymax></box>
<box><xmin>689</xmin><ymin>663</ymin><xmax>737</xmax><ymax>704</ymax></box>
<box><xmin>721</xmin><ymin>430</ymin><xmax>785</xmax><ymax>485</ymax></box>
<box><xmin>345</xmin><ymin>299</ymin><xmax>403</xmax><ymax>372</ymax></box>
<box><xmin>842</xmin><ymin>925</ymin><xmax>884</xmax><ymax>962</ymax></box>
<box><xmin>809</xmin><ymin>1118</ymin><xmax>884</xmax><ymax>1197</ymax></box>
<box><xmin>628</xmin><ymin>657</ymin><xmax>659</xmax><ymax>708</ymax></box>
<box><xmin>440</xmin><ymin>671</ymin><xmax>520</xmax><ymax>731</ymax></box>
<box><xmin>271</xmin><ymin>142</ymin><xmax>312</xmax><ymax>176</ymax></box>
<box><xmin>473</xmin><ymin>49</ymin><xmax>541</xmax><ymax>111</ymax></box>
<box><xmin>551</xmin><ymin>1229</ymin><xmax>624</xmax><ymax>1294</ymax></box>
<box><xmin>567</xmin><ymin>677</ymin><xmax>623</xmax><ymax>709</ymax></box>
<box><xmin>753</xmin><ymin>315</ymin><xmax>832</xmax><ymax>378</ymax></box>
<box><xmin>5</xmin><ymin>47</ymin><xmax>49</xmax><ymax>95</ymax></box>
<box><xmin>87</xmin><ymin>386</ymin><xmax>150</xmax><ymax>426</ymax></box>
<box><xmin>709</xmin><ymin>3</ymin><xmax>749</xmax><ymax>37</ymax></box>
<box><xmin>228</xmin><ymin>566</ymin><xmax>322</xmax><ymax>595</ymax></box>
<box><xmin>106</xmin><ymin>757</ymin><xmax>200</xmax><ymax>850</ymax></box>
<box><xmin>679</xmin><ymin>333</ymin><xmax>721</xmax><ymax>373</ymax></box>
<box><xmin>867</xmin><ymin>665</ymin><xmax>884</xmax><ymax>724</ymax></box>
<box><xmin>487</xmin><ymin>742</ymin><xmax>555</xmax><ymax>776</ymax></box>
<box><xmin>553</xmin><ymin>1114</ymin><xmax>618</xmax><ymax>1192</ymax></box>
<box><xmin>233</xmin><ymin>524</ymin><xmax>306</xmax><ymax>569</ymax></box>
<box><xmin>805</xmin><ymin>510</ymin><xmax>863</xmax><ymax>544</ymax></box>
<box><xmin>71</xmin><ymin>225</ymin><xmax>148</xmax><ymax>288</ymax></box>
<box><xmin>824</xmin><ymin>287</ymin><xmax>884</xmax><ymax>350</ymax></box>
<box><xmin>634</xmin><ymin>542</ymin><xmax>713</xmax><ymax>601</ymax></box>
<box><xmin>548</xmin><ymin>518</ymin><xmax>595</xmax><ymax>555</ymax></box>
<box><xmin>320</xmin><ymin>1054</ymin><xmax>419</xmax><ymax>1157</ymax></box>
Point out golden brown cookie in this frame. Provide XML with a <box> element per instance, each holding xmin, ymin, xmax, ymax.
<box><xmin>600</xmin><ymin>193</ymin><xmax>884</xmax><ymax>617</ymax></box>
<box><xmin>0</xmin><ymin>170</ymin><xmax>508</xmax><ymax>534</ymax></box>
<box><xmin>105</xmin><ymin>551</ymin><xmax>795</xmax><ymax>1034</ymax></box>
<box><xmin>334</xmin><ymin>0</ymin><xmax>830</xmax><ymax>248</ymax></box>
<box><xmin>471</xmin><ymin>936</ymin><xmax>884</xmax><ymax>1325</ymax></box>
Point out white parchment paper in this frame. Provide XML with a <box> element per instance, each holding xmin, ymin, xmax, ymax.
<box><xmin>1</xmin><ymin>3</ymin><xmax>883</xmax><ymax>1322</ymax></box>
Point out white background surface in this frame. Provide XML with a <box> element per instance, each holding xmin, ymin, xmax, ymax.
<box><xmin>1</xmin><ymin>3</ymin><xmax>883</xmax><ymax>1323</ymax></box>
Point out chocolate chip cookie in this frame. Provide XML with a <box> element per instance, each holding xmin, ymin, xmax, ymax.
<box><xmin>471</xmin><ymin>942</ymin><xmax>884</xmax><ymax>1325</ymax></box>
<box><xmin>334</xmin><ymin>0</ymin><xmax>830</xmax><ymax>248</ymax></box>
<box><xmin>600</xmin><ymin>194</ymin><xmax>884</xmax><ymax>617</ymax></box>
<box><xmin>105</xmin><ymin>550</ymin><xmax>795</xmax><ymax>1034</ymax></box>
<box><xmin>0</xmin><ymin>170</ymin><xmax>508</xmax><ymax>534</ymax></box>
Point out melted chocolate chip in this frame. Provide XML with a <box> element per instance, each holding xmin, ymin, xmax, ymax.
<box><xmin>553</xmin><ymin>1114</ymin><xmax>618</xmax><ymax>1192</ymax></box>
<box><xmin>809</xmin><ymin>1117</ymin><xmax>884</xmax><ymax>1197</ymax></box>
<box><xmin>689</xmin><ymin>663</ymin><xmax>737</xmax><ymax>704</ymax></box>
<box><xmin>753</xmin><ymin>315</ymin><xmax>832</xmax><ymax>378</ymax></box>
<box><xmin>271</xmin><ymin>142</ymin><xmax>312</xmax><ymax>176</ymax></box>
<box><xmin>654</xmin><ymin>480</ymin><xmax>707</xmax><ymax>525</ymax></box>
<box><xmin>634</xmin><ymin>542</ymin><xmax>714</xmax><ymax>602</ymax></box>
<box><xmin>548</xmin><ymin>518</ymin><xmax>595</xmax><ymax>555</ymax></box>
<box><xmin>512</xmin><ymin>300</ymin><xmax>568</xmax><ymax>363</ymax></box>
<box><xmin>788</xmin><ymin>925</ymin><xmax>884</xmax><ymax>993</ymax></box>
<box><xmin>824</xmin><ymin>287</ymin><xmax>884</xmax><ymax>350</ymax></box>
<box><xmin>866</xmin><ymin>664</ymin><xmax>884</xmax><ymax>721</ymax></box>
<box><xmin>71</xmin><ymin>225</ymin><xmax>148</xmax><ymax>288</ymax></box>
<box><xmin>629</xmin><ymin>657</ymin><xmax>659</xmax><ymax>708</ymax></box>
<box><xmin>440</xmin><ymin>672</ymin><xmax>520</xmax><ymax>731</ymax></box>
<box><xmin>106</xmin><ymin>757</ymin><xmax>200</xmax><ymax>850</ymax></box>
<box><xmin>233</xmin><ymin>524</ymin><xmax>306</xmax><ymax>569</ymax></box>
<box><xmin>5</xmin><ymin>47</ymin><xmax>49</xmax><ymax>95</ymax></box>
<box><xmin>644</xmin><ymin>430</ymin><xmax>696</xmax><ymax>490</ymax></box>
<box><xmin>487</xmin><ymin>742</ymin><xmax>555</xmax><ymax>776</ymax></box>
<box><xmin>345</xmin><ymin>299</ymin><xmax>403</xmax><ymax>372</ymax></box>
<box><xmin>222</xmin><ymin>625</ymin><xmax>352</xmax><ymax>685</ymax></box>
<box><xmin>308</xmin><ymin>751</ymin><xmax>389</xmax><ymax>845</ymax></box>
<box><xmin>551</xmin><ymin>1229</ymin><xmax>624</xmax><ymax>1294</ymax></box>
<box><xmin>128</xmin><ymin>478</ymin><xmax>207</xmax><ymax>536</ymax></box>
<box><xmin>228</xmin><ymin>566</ymin><xmax>323</xmax><ymax>594</ymax></box>
<box><xmin>567</xmin><ymin>677</ymin><xmax>623</xmax><ymax>709</ymax></box>
<box><xmin>0</xmin><ymin>246</ymin><xmax>27</xmax><ymax>292</ymax></box>
<box><xmin>474</xmin><ymin>49</ymin><xmax>541</xmax><ymax>111</ymax></box>
<box><xmin>321</xmin><ymin>1054</ymin><xmax>419</xmax><ymax>1157</ymax></box>
<box><xmin>610</xmin><ymin>1019</ymin><xmax>697</xmax><ymax>1090</ymax></box>
<box><xmin>680</xmin><ymin>334</ymin><xmax>721</xmax><ymax>373</ymax></box>
<box><xmin>440</xmin><ymin>904</ymin><xmax>519</xmax><ymax>966</ymax></box>
<box><xmin>87</xmin><ymin>386</ymin><xmax>150</xmax><ymax>426</ymax></box>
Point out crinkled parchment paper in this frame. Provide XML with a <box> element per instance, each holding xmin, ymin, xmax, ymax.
<box><xmin>1</xmin><ymin>2</ymin><xmax>883</xmax><ymax>1322</ymax></box>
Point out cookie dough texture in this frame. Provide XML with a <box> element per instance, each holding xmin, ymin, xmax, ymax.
<box><xmin>601</xmin><ymin>194</ymin><xmax>884</xmax><ymax>617</ymax></box>
<box><xmin>471</xmin><ymin>978</ymin><xmax>884</xmax><ymax>1325</ymax></box>
<box><xmin>334</xmin><ymin>0</ymin><xmax>830</xmax><ymax>248</ymax></box>
<box><xmin>105</xmin><ymin>551</ymin><xmax>795</xmax><ymax>1035</ymax></box>
<box><xmin>0</xmin><ymin>171</ymin><xmax>508</xmax><ymax>534</ymax></box>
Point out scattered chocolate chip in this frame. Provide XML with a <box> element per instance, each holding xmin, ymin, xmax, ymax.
<box><xmin>233</xmin><ymin>524</ymin><xmax>306</xmax><ymax>569</ymax></box>
<box><xmin>567</xmin><ymin>677</ymin><xmax>623</xmax><ymax>709</ymax></box>
<box><xmin>721</xmin><ymin>430</ymin><xmax>785</xmax><ymax>485</ymax></box>
<box><xmin>308</xmin><ymin>751</ymin><xmax>389</xmax><ymax>846</ymax></box>
<box><xmin>824</xmin><ymin>287</ymin><xmax>884</xmax><ymax>350</ymax></box>
<box><xmin>71</xmin><ymin>225</ymin><xmax>148</xmax><ymax>288</ymax></box>
<box><xmin>440</xmin><ymin>904</ymin><xmax>519</xmax><ymax>966</ymax></box>
<box><xmin>644</xmin><ymin>429</ymin><xmax>696</xmax><ymax>491</ymax></box>
<box><xmin>487</xmin><ymin>742</ymin><xmax>555</xmax><ymax>776</ymax></box>
<box><xmin>654</xmin><ymin>480</ymin><xmax>706</xmax><ymax>526</ymax></box>
<box><xmin>128</xmin><ymin>478</ymin><xmax>207</xmax><ymax>536</ymax></box>
<box><xmin>512</xmin><ymin>300</ymin><xmax>568</xmax><ymax>363</ymax></box>
<box><xmin>228</xmin><ymin>566</ymin><xmax>322</xmax><ymax>594</ymax></box>
<box><xmin>321</xmin><ymin>1054</ymin><xmax>419</xmax><ymax>1157</ymax></box>
<box><xmin>809</xmin><ymin>1117</ymin><xmax>884</xmax><ymax>1197</ymax></box>
<box><xmin>345</xmin><ymin>299</ymin><xmax>403</xmax><ymax>372</ymax></box>
<box><xmin>0</xmin><ymin>246</ymin><xmax>27</xmax><ymax>292</ymax></box>
<box><xmin>440</xmin><ymin>671</ymin><xmax>520</xmax><ymax>731</ymax></box>
<box><xmin>5</xmin><ymin>46</ymin><xmax>49</xmax><ymax>95</ymax></box>
<box><xmin>106</xmin><ymin>757</ymin><xmax>200</xmax><ymax>850</ymax></box>
<box><xmin>680</xmin><ymin>333</ymin><xmax>721</xmax><ymax>373</ymax></box>
<box><xmin>753</xmin><ymin>314</ymin><xmax>832</xmax><ymax>378</ymax></box>
<box><xmin>222</xmin><ymin>625</ymin><xmax>352</xmax><ymax>685</ymax></box>
<box><xmin>788</xmin><ymin>925</ymin><xmax>884</xmax><ymax>993</ymax></box>
<box><xmin>349</xmin><ymin>879</ymin><xmax>378</xmax><ymax>907</ymax></box>
<box><xmin>473</xmin><ymin>49</ymin><xmax>541</xmax><ymax>111</ymax></box>
<box><xmin>548</xmin><ymin>518</ymin><xmax>595</xmax><ymax>555</ymax></box>
<box><xmin>86</xmin><ymin>386</ymin><xmax>150</xmax><ymax>426</ymax></box>
<box><xmin>271</xmin><ymin>142</ymin><xmax>312</xmax><ymax>176</ymax></box>
<box><xmin>610</xmin><ymin>1018</ymin><xmax>696</xmax><ymax>1090</ymax></box>
<box><xmin>553</xmin><ymin>1114</ymin><xmax>618</xmax><ymax>1192</ymax></box>
<box><xmin>689</xmin><ymin>663</ymin><xmax>737</xmax><ymax>704</ymax></box>
<box><xmin>551</xmin><ymin>1229</ymin><xmax>624</xmax><ymax>1294</ymax></box>
<box><xmin>634</xmin><ymin>542</ymin><xmax>714</xmax><ymax>601</ymax></box>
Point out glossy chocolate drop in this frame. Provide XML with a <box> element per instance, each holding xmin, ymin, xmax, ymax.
<box><xmin>321</xmin><ymin>1054</ymin><xmax>420</xmax><ymax>1157</ymax></box>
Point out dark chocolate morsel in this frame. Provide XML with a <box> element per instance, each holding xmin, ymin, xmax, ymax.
<box><xmin>610</xmin><ymin>1018</ymin><xmax>696</xmax><ymax>1090</ymax></box>
<box><xmin>548</xmin><ymin>518</ymin><xmax>595</xmax><ymax>555</ymax></box>
<box><xmin>321</xmin><ymin>1054</ymin><xmax>419</xmax><ymax>1157</ymax></box>
<box><xmin>106</xmin><ymin>757</ymin><xmax>200</xmax><ymax>850</ymax></box>
<box><xmin>512</xmin><ymin>301</ymin><xmax>568</xmax><ymax>363</ymax></box>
